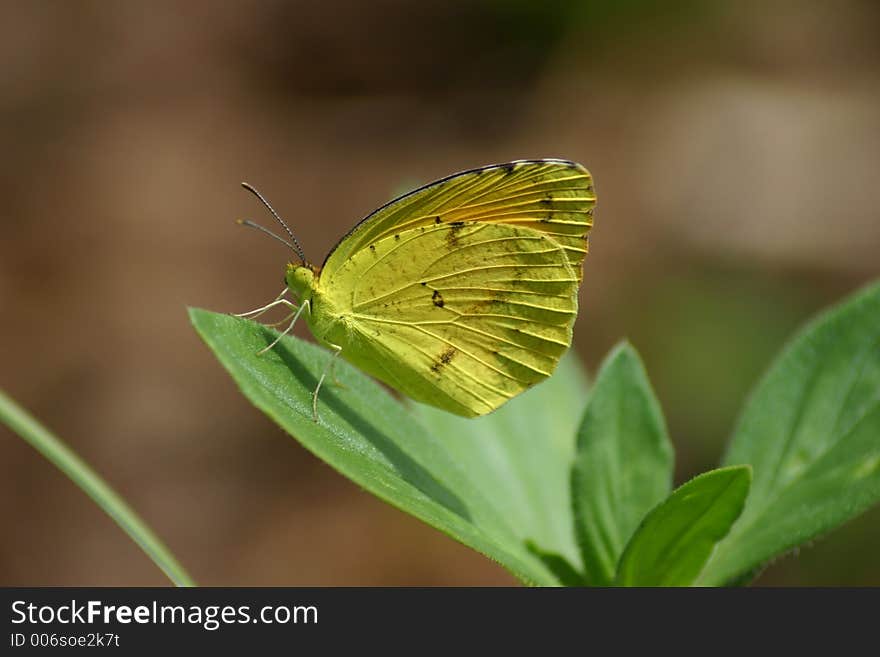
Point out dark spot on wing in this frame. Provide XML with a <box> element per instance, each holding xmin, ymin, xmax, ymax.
<box><xmin>369</xmin><ymin>244</ymin><xmax>376</xmax><ymax>252</ymax></box>
<box><xmin>434</xmin><ymin>216</ymin><xmax>442</xmax><ymax>224</ymax></box>
<box><xmin>420</xmin><ymin>281</ymin><xmax>427</xmax><ymax>286</ymax></box>
<box><xmin>539</xmin><ymin>193</ymin><xmax>554</xmax><ymax>207</ymax></box>
<box><xmin>501</xmin><ymin>162</ymin><xmax>516</xmax><ymax>174</ymax></box>
<box><xmin>445</xmin><ymin>221</ymin><xmax>466</xmax><ymax>247</ymax></box>
<box><xmin>432</xmin><ymin>290</ymin><xmax>444</xmax><ymax>308</ymax></box>
<box><xmin>394</xmin><ymin>234</ymin><xmax>400</xmax><ymax>240</ymax></box>
<box><xmin>430</xmin><ymin>346</ymin><xmax>457</xmax><ymax>374</ymax></box>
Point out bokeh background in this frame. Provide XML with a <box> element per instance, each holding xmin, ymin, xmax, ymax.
<box><xmin>2</xmin><ymin>0</ymin><xmax>879</xmax><ymax>586</ymax></box>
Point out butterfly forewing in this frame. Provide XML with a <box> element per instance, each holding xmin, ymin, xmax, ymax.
<box><xmin>321</xmin><ymin>160</ymin><xmax>595</xmax><ymax>282</ymax></box>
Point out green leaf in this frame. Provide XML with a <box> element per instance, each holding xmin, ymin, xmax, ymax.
<box><xmin>700</xmin><ymin>282</ymin><xmax>880</xmax><ymax>585</ymax></box>
<box><xmin>616</xmin><ymin>466</ymin><xmax>751</xmax><ymax>586</ymax></box>
<box><xmin>190</xmin><ymin>308</ymin><xmax>563</xmax><ymax>585</ymax></box>
<box><xmin>570</xmin><ymin>343</ymin><xmax>674</xmax><ymax>585</ymax></box>
<box><xmin>414</xmin><ymin>351</ymin><xmax>589</xmax><ymax>571</ymax></box>
<box><xmin>0</xmin><ymin>389</ymin><xmax>195</xmax><ymax>587</ymax></box>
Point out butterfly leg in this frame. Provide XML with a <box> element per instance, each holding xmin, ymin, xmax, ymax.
<box><xmin>329</xmin><ymin>355</ymin><xmax>347</xmax><ymax>390</ymax></box>
<box><xmin>234</xmin><ymin>287</ymin><xmax>291</xmax><ymax>320</ymax></box>
<box><xmin>257</xmin><ymin>300</ymin><xmax>309</xmax><ymax>356</ymax></box>
<box><xmin>235</xmin><ymin>298</ymin><xmax>297</xmax><ymax>320</ymax></box>
<box><xmin>312</xmin><ymin>343</ymin><xmax>343</xmax><ymax>422</ymax></box>
<box><xmin>264</xmin><ymin>306</ymin><xmax>300</xmax><ymax>328</ymax></box>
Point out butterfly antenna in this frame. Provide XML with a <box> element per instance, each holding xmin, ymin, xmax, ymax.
<box><xmin>236</xmin><ymin>218</ymin><xmax>297</xmax><ymax>251</ymax></box>
<box><xmin>240</xmin><ymin>182</ymin><xmax>307</xmax><ymax>265</ymax></box>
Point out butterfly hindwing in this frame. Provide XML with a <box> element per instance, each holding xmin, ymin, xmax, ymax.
<box><xmin>316</xmin><ymin>221</ymin><xmax>579</xmax><ymax>416</ymax></box>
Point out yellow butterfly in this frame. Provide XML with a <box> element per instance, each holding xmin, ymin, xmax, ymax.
<box><xmin>237</xmin><ymin>159</ymin><xmax>596</xmax><ymax>420</ymax></box>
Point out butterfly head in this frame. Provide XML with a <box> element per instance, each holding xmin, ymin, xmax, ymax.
<box><xmin>286</xmin><ymin>262</ymin><xmax>318</xmax><ymax>302</ymax></box>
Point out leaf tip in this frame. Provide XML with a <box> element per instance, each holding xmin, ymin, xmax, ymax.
<box><xmin>602</xmin><ymin>340</ymin><xmax>645</xmax><ymax>373</ymax></box>
<box><xmin>187</xmin><ymin>306</ymin><xmax>207</xmax><ymax>324</ymax></box>
<box><xmin>718</xmin><ymin>463</ymin><xmax>753</xmax><ymax>484</ymax></box>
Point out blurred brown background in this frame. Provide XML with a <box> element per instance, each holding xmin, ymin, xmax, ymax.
<box><xmin>2</xmin><ymin>0</ymin><xmax>879</xmax><ymax>586</ymax></box>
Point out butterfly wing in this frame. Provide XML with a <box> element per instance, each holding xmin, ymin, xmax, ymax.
<box><xmin>312</xmin><ymin>159</ymin><xmax>594</xmax><ymax>417</ymax></box>
<box><xmin>315</xmin><ymin>224</ymin><xmax>580</xmax><ymax>417</ymax></box>
<box><xmin>321</xmin><ymin>159</ymin><xmax>595</xmax><ymax>281</ymax></box>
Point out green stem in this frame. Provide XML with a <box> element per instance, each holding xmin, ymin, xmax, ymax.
<box><xmin>0</xmin><ymin>389</ymin><xmax>196</xmax><ymax>587</ymax></box>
